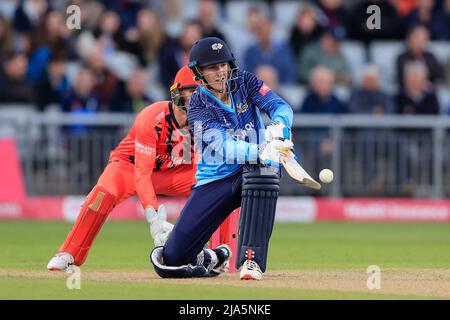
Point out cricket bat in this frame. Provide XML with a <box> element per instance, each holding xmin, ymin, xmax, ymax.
<box><xmin>280</xmin><ymin>153</ymin><xmax>321</xmax><ymax>190</ymax></box>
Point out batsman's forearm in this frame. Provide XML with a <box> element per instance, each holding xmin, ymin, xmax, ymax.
<box><xmin>223</xmin><ymin>139</ymin><xmax>259</xmax><ymax>163</ymax></box>
<box><xmin>271</xmin><ymin>102</ymin><xmax>293</xmax><ymax>128</ymax></box>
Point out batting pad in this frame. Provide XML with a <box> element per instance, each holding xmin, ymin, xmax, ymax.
<box><xmin>237</xmin><ymin>164</ymin><xmax>280</xmax><ymax>272</ymax></box>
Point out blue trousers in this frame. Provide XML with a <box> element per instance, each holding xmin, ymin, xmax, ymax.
<box><xmin>163</xmin><ymin>170</ymin><xmax>243</xmax><ymax>266</ymax></box>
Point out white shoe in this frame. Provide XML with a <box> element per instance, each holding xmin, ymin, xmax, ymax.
<box><xmin>47</xmin><ymin>252</ymin><xmax>74</xmax><ymax>271</ymax></box>
<box><xmin>240</xmin><ymin>259</ymin><xmax>263</xmax><ymax>280</ymax></box>
<box><xmin>213</xmin><ymin>244</ymin><xmax>232</xmax><ymax>273</ymax></box>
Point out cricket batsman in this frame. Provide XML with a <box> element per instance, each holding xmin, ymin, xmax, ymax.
<box><xmin>150</xmin><ymin>37</ymin><xmax>294</xmax><ymax>280</ymax></box>
<box><xmin>47</xmin><ymin>66</ymin><xmax>201</xmax><ymax>271</ymax></box>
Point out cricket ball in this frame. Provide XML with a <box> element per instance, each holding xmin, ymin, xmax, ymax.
<box><xmin>319</xmin><ymin>169</ymin><xmax>334</xmax><ymax>184</ymax></box>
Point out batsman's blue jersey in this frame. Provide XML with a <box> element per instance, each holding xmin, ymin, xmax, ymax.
<box><xmin>188</xmin><ymin>70</ymin><xmax>293</xmax><ymax>187</ymax></box>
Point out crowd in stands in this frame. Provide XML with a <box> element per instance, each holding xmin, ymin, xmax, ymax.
<box><xmin>1</xmin><ymin>0</ymin><xmax>450</xmax><ymax>117</ymax></box>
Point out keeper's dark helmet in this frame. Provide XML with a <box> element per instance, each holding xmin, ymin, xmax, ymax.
<box><xmin>188</xmin><ymin>37</ymin><xmax>238</xmax><ymax>79</ymax></box>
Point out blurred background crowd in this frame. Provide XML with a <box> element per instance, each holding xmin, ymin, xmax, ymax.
<box><xmin>1</xmin><ymin>0</ymin><xmax>450</xmax><ymax>116</ymax></box>
<box><xmin>1</xmin><ymin>0</ymin><xmax>450</xmax><ymax>197</ymax></box>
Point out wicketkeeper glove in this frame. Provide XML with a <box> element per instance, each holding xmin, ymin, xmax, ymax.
<box><xmin>145</xmin><ymin>204</ymin><xmax>174</xmax><ymax>247</ymax></box>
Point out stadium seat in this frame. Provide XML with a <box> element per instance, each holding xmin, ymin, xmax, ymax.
<box><xmin>340</xmin><ymin>41</ymin><xmax>367</xmax><ymax>84</ymax></box>
<box><xmin>221</xmin><ymin>21</ymin><xmax>254</xmax><ymax>67</ymax></box>
<box><xmin>0</xmin><ymin>1</ymin><xmax>17</xmax><ymax>20</ymax></box>
<box><xmin>65</xmin><ymin>62</ymin><xmax>81</xmax><ymax>86</ymax></box>
<box><xmin>273</xmin><ymin>1</ymin><xmax>304</xmax><ymax>30</ymax></box>
<box><xmin>369</xmin><ymin>41</ymin><xmax>404</xmax><ymax>93</ymax></box>
<box><xmin>178</xmin><ymin>0</ymin><xmax>198</xmax><ymax>21</ymax></box>
<box><xmin>335</xmin><ymin>85</ymin><xmax>350</xmax><ymax>103</ymax></box>
<box><xmin>225</xmin><ymin>0</ymin><xmax>269</xmax><ymax>27</ymax></box>
<box><xmin>0</xmin><ymin>105</ymin><xmax>39</xmax><ymax>157</ymax></box>
<box><xmin>272</xmin><ymin>23</ymin><xmax>289</xmax><ymax>42</ymax></box>
<box><xmin>436</xmin><ymin>86</ymin><xmax>450</xmax><ymax>115</ymax></box>
<box><xmin>277</xmin><ymin>85</ymin><xmax>306</xmax><ymax>111</ymax></box>
<box><xmin>428</xmin><ymin>41</ymin><xmax>450</xmax><ymax>65</ymax></box>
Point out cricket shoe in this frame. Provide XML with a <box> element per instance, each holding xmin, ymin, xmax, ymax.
<box><xmin>240</xmin><ymin>259</ymin><xmax>263</xmax><ymax>280</ymax></box>
<box><xmin>212</xmin><ymin>244</ymin><xmax>232</xmax><ymax>273</ymax></box>
<box><xmin>47</xmin><ymin>252</ymin><xmax>74</xmax><ymax>271</ymax></box>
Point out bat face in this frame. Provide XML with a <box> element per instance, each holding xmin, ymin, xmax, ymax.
<box><xmin>280</xmin><ymin>155</ymin><xmax>321</xmax><ymax>190</ymax></box>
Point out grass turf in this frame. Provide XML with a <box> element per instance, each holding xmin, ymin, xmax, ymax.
<box><xmin>1</xmin><ymin>221</ymin><xmax>449</xmax><ymax>299</ymax></box>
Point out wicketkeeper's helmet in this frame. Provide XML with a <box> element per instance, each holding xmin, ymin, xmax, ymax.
<box><xmin>170</xmin><ymin>65</ymin><xmax>200</xmax><ymax>108</ymax></box>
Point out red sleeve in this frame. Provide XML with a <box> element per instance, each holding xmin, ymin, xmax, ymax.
<box><xmin>134</xmin><ymin>112</ymin><xmax>159</xmax><ymax>209</ymax></box>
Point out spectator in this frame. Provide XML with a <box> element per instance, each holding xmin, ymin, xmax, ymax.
<box><xmin>254</xmin><ymin>64</ymin><xmax>279</xmax><ymax>92</ymax></box>
<box><xmin>318</xmin><ymin>0</ymin><xmax>348</xmax><ymax>39</ymax></box>
<box><xmin>254</xmin><ymin>64</ymin><xmax>292</xmax><ymax>105</ymax></box>
<box><xmin>300</xmin><ymin>66</ymin><xmax>344</xmax><ymax>182</ymax></box>
<box><xmin>158</xmin><ymin>20</ymin><xmax>203</xmax><ymax>89</ymax></box>
<box><xmin>346</xmin><ymin>0</ymin><xmax>404</xmax><ymax>42</ymax></box>
<box><xmin>93</xmin><ymin>10</ymin><xmax>125</xmax><ymax>53</ymax></box>
<box><xmin>26</xmin><ymin>10</ymin><xmax>78</xmax><ymax>110</ymax></box>
<box><xmin>243</xmin><ymin>17</ymin><xmax>297</xmax><ymax>84</ymax></box>
<box><xmin>396</xmin><ymin>61</ymin><xmax>440</xmax><ymax>114</ymax></box>
<box><xmin>395</xmin><ymin>0</ymin><xmax>419</xmax><ymax>17</ymax></box>
<box><xmin>0</xmin><ymin>52</ymin><xmax>34</xmax><ymax>103</ymax></box>
<box><xmin>198</xmin><ymin>0</ymin><xmax>227</xmax><ymax>41</ymax></box>
<box><xmin>0</xmin><ymin>15</ymin><xmax>14</xmax><ymax>64</ymax></box>
<box><xmin>27</xmin><ymin>10</ymin><xmax>77</xmax><ymax>81</ymax></box>
<box><xmin>348</xmin><ymin>65</ymin><xmax>395</xmax><ymax>115</ymax></box>
<box><xmin>395</xmin><ymin>60</ymin><xmax>439</xmax><ymax>194</ymax></box>
<box><xmin>289</xmin><ymin>6</ymin><xmax>323</xmax><ymax>59</ymax></box>
<box><xmin>300</xmin><ymin>66</ymin><xmax>345</xmax><ymax>114</ymax></box>
<box><xmin>246</xmin><ymin>6</ymin><xmax>265</xmax><ymax>40</ymax></box>
<box><xmin>396</xmin><ymin>25</ymin><xmax>443</xmax><ymax>89</ymax></box>
<box><xmin>111</xmin><ymin>68</ymin><xmax>154</xmax><ymax>113</ymax></box>
<box><xmin>404</xmin><ymin>0</ymin><xmax>449</xmax><ymax>40</ymax></box>
<box><xmin>61</xmin><ymin>66</ymin><xmax>100</xmax><ymax>114</ymax></box>
<box><xmin>103</xmin><ymin>0</ymin><xmax>142</xmax><ymax>32</ymax></box>
<box><xmin>347</xmin><ymin>64</ymin><xmax>395</xmax><ymax>192</ymax></box>
<box><xmin>36</xmin><ymin>10</ymin><xmax>77</xmax><ymax>60</ymax></box>
<box><xmin>124</xmin><ymin>9</ymin><xmax>167</xmax><ymax>66</ymax></box>
<box><xmin>84</xmin><ymin>46</ymin><xmax>119</xmax><ymax>110</ymax></box>
<box><xmin>298</xmin><ymin>28</ymin><xmax>350</xmax><ymax>85</ymax></box>
<box><xmin>13</xmin><ymin>0</ymin><xmax>48</xmax><ymax>33</ymax></box>
<box><xmin>46</xmin><ymin>56</ymin><xmax>70</xmax><ymax>104</ymax></box>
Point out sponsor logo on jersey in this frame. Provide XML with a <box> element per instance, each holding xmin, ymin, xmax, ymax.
<box><xmin>135</xmin><ymin>141</ymin><xmax>155</xmax><ymax>156</ymax></box>
<box><xmin>258</xmin><ymin>83</ymin><xmax>271</xmax><ymax>96</ymax></box>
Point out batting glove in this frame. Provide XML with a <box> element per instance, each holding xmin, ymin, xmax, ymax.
<box><xmin>265</xmin><ymin>121</ymin><xmax>292</xmax><ymax>143</ymax></box>
<box><xmin>259</xmin><ymin>139</ymin><xmax>294</xmax><ymax>167</ymax></box>
<box><xmin>145</xmin><ymin>204</ymin><xmax>174</xmax><ymax>247</ymax></box>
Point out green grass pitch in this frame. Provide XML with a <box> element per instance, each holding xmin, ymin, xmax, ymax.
<box><xmin>1</xmin><ymin>221</ymin><xmax>450</xmax><ymax>299</ymax></box>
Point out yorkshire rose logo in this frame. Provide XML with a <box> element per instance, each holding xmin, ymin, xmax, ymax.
<box><xmin>211</xmin><ymin>43</ymin><xmax>223</xmax><ymax>51</ymax></box>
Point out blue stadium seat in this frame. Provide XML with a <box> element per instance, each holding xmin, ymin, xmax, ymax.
<box><xmin>277</xmin><ymin>85</ymin><xmax>306</xmax><ymax>111</ymax></box>
<box><xmin>340</xmin><ymin>41</ymin><xmax>367</xmax><ymax>84</ymax></box>
<box><xmin>436</xmin><ymin>85</ymin><xmax>450</xmax><ymax>115</ymax></box>
<box><xmin>225</xmin><ymin>0</ymin><xmax>269</xmax><ymax>27</ymax></box>
<box><xmin>273</xmin><ymin>1</ymin><xmax>304</xmax><ymax>30</ymax></box>
<box><xmin>335</xmin><ymin>85</ymin><xmax>350</xmax><ymax>103</ymax></box>
<box><xmin>369</xmin><ymin>41</ymin><xmax>404</xmax><ymax>93</ymax></box>
<box><xmin>428</xmin><ymin>42</ymin><xmax>450</xmax><ymax>65</ymax></box>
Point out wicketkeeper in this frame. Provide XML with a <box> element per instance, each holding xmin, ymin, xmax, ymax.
<box><xmin>47</xmin><ymin>66</ymin><xmax>201</xmax><ymax>271</ymax></box>
<box><xmin>150</xmin><ymin>37</ymin><xmax>294</xmax><ymax>280</ymax></box>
